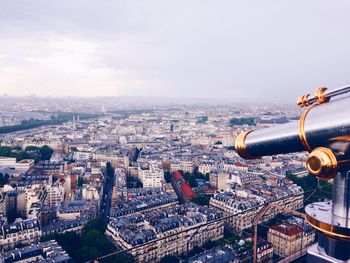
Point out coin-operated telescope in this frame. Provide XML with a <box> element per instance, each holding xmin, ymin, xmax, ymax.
<box><xmin>235</xmin><ymin>86</ymin><xmax>350</xmax><ymax>262</ymax></box>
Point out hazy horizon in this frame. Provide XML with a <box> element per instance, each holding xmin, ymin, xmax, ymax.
<box><xmin>1</xmin><ymin>0</ymin><xmax>350</xmax><ymax>102</ymax></box>
<box><xmin>0</xmin><ymin>93</ymin><xmax>300</xmax><ymax>105</ymax></box>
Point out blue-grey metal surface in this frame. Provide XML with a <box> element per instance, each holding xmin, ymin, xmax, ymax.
<box><xmin>240</xmin><ymin>95</ymin><xmax>350</xmax><ymax>159</ymax></box>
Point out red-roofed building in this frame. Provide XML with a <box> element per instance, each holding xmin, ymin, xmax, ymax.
<box><xmin>171</xmin><ymin>171</ymin><xmax>196</xmax><ymax>202</ymax></box>
<box><xmin>181</xmin><ymin>182</ymin><xmax>196</xmax><ymax>199</ymax></box>
<box><xmin>268</xmin><ymin>222</ymin><xmax>314</xmax><ymax>258</ymax></box>
<box><xmin>271</xmin><ymin>223</ymin><xmax>302</xmax><ymax>236</ymax></box>
<box><xmin>172</xmin><ymin>171</ymin><xmax>183</xmax><ymax>182</ymax></box>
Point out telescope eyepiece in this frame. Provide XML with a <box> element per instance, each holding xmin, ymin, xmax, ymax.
<box><xmin>307</xmin><ymin>156</ymin><xmax>322</xmax><ymax>174</ymax></box>
<box><xmin>306</xmin><ymin>147</ymin><xmax>337</xmax><ymax>180</ymax></box>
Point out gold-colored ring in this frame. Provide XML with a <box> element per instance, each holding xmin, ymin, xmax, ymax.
<box><xmin>296</xmin><ymin>94</ymin><xmax>313</xmax><ymax>107</ymax></box>
<box><xmin>298</xmin><ymin>104</ymin><xmax>317</xmax><ymax>153</ymax></box>
<box><xmin>235</xmin><ymin>130</ymin><xmax>253</xmax><ymax>159</ymax></box>
<box><xmin>302</xmin><ymin>94</ymin><xmax>311</xmax><ymax>107</ymax></box>
<box><xmin>315</xmin><ymin>87</ymin><xmax>329</xmax><ymax>104</ymax></box>
<box><xmin>306</xmin><ymin>147</ymin><xmax>337</xmax><ymax>180</ymax></box>
<box><xmin>297</xmin><ymin>96</ymin><xmax>304</xmax><ymax>107</ymax></box>
<box><xmin>306</xmin><ymin>214</ymin><xmax>350</xmax><ymax>240</ymax></box>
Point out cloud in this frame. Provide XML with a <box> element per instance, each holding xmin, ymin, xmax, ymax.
<box><xmin>0</xmin><ymin>0</ymin><xmax>350</xmax><ymax>101</ymax></box>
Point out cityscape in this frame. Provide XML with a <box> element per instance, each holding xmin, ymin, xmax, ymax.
<box><xmin>0</xmin><ymin>1</ymin><xmax>349</xmax><ymax>263</ymax></box>
<box><xmin>0</xmin><ymin>96</ymin><xmax>332</xmax><ymax>262</ymax></box>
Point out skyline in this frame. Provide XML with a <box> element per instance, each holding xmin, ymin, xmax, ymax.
<box><xmin>1</xmin><ymin>1</ymin><xmax>350</xmax><ymax>101</ymax></box>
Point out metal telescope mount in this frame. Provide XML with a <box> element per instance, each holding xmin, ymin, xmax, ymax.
<box><xmin>234</xmin><ymin>85</ymin><xmax>350</xmax><ymax>262</ymax></box>
<box><xmin>298</xmin><ymin>86</ymin><xmax>350</xmax><ymax>262</ymax></box>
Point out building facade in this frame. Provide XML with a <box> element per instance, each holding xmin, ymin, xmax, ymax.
<box><xmin>268</xmin><ymin>221</ymin><xmax>315</xmax><ymax>258</ymax></box>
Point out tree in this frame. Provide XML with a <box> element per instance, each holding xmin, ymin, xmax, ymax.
<box><xmin>0</xmin><ymin>112</ymin><xmax>100</xmax><ymax>134</ymax></box>
<box><xmin>191</xmin><ymin>194</ymin><xmax>212</xmax><ymax>206</ymax></box>
<box><xmin>11</xmin><ymin>146</ymin><xmax>22</xmax><ymax>151</ymax></box>
<box><xmin>286</xmin><ymin>173</ymin><xmax>332</xmax><ymax>204</ymax></box>
<box><xmin>223</xmin><ymin>228</ymin><xmax>240</xmax><ymax>242</ymax></box>
<box><xmin>0</xmin><ymin>146</ymin><xmax>49</xmax><ymax>163</ymax></box>
<box><xmin>79</xmin><ymin>246</ymin><xmax>100</xmax><ymax>262</ymax></box>
<box><xmin>203</xmin><ymin>240</ymin><xmax>217</xmax><ymax>250</ymax></box>
<box><xmin>25</xmin><ymin>146</ymin><xmax>40</xmax><ymax>152</ymax></box>
<box><xmin>32</xmin><ymin>155</ymin><xmax>41</xmax><ymax>163</ymax></box>
<box><xmin>112</xmin><ymin>253</ymin><xmax>135</xmax><ymax>263</ymax></box>
<box><xmin>4</xmin><ymin>174</ymin><xmax>9</xmax><ymax>180</ymax></box>
<box><xmin>40</xmin><ymin>145</ymin><xmax>53</xmax><ymax>160</ymax></box>
<box><xmin>15</xmin><ymin>151</ymin><xmax>28</xmax><ymax>162</ymax></box>
<box><xmin>229</xmin><ymin>117</ymin><xmax>255</xmax><ymax>126</ymax></box>
<box><xmin>41</xmin><ymin>218</ymin><xmax>130</xmax><ymax>263</ymax></box>
<box><xmin>84</xmin><ymin>218</ymin><xmax>107</xmax><ymax>233</ymax></box>
<box><xmin>0</xmin><ymin>146</ymin><xmax>12</xmax><ymax>157</ymax></box>
<box><xmin>183</xmin><ymin>172</ymin><xmax>197</xmax><ymax>187</ymax></box>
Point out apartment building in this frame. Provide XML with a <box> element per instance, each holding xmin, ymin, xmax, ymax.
<box><xmin>210</xmin><ymin>185</ymin><xmax>304</xmax><ymax>233</ymax></box>
<box><xmin>268</xmin><ymin>219</ymin><xmax>315</xmax><ymax>259</ymax></box>
<box><xmin>106</xmin><ymin>204</ymin><xmax>224</xmax><ymax>263</ymax></box>
<box><xmin>0</xmin><ymin>218</ymin><xmax>41</xmax><ymax>250</ymax></box>
<box><xmin>138</xmin><ymin>163</ymin><xmax>164</xmax><ymax>188</ymax></box>
<box><xmin>0</xmin><ymin>240</ymin><xmax>72</xmax><ymax>263</ymax></box>
<box><xmin>170</xmin><ymin>160</ymin><xmax>195</xmax><ymax>174</ymax></box>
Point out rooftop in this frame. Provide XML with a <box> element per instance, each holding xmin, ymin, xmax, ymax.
<box><xmin>108</xmin><ymin>203</ymin><xmax>223</xmax><ymax>246</ymax></box>
<box><xmin>270</xmin><ymin>222</ymin><xmax>303</xmax><ymax>236</ymax></box>
<box><xmin>1</xmin><ymin>240</ymin><xmax>72</xmax><ymax>263</ymax></box>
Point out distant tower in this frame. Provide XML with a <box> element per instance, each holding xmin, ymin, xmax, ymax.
<box><xmin>77</xmin><ymin>115</ymin><xmax>80</xmax><ymax>122</ymax></box>
<box><xmin>72</xmin><ymin>116</ymin><xmax>76</xmax><ymax>130</ymax></box>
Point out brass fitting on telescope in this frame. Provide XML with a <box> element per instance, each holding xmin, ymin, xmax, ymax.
<box><xmin>315</xmin><ymin>87</ymin><xmax>330</xmax><ymax>104</ymax></box>
<box><xmin>306</xmin><ymin>147</ymin><xmax>337</xmax><ymax>180</ymax></box>
<box><xmin>297</xmin><ymin>86</ymin><xmax>330</xmax><ymax>107</ymax></box>
<box><xmin>235</xmin><ymin>130</ymin><xmax>253</xmax><ymax>159</ymax></box>
<box><xmin>297</xmin><ymin>94</ymin><xmax>311</xmax><ymax>108</ymax></box>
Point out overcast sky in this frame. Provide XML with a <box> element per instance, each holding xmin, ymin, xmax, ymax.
<box><xmin>0</xmin><ymin>1</ymin><xmax>350</xmax><ymax>101</ymax></box>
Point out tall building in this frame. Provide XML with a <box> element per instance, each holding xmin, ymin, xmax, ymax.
<box><xmin>44</xmin><ymin>185</ymin><xmax>65</xmax><ymax>207</ymax></box>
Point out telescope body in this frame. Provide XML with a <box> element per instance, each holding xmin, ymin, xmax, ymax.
<box><xmin>235</xmin><ymin>86</ymin><xmax>350</xmax><ymax>262</ymax></box>
<box><xmin>235</xmin><ymin>95</ymin><xmax>350</xmax><ymax>159</ymax></box>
